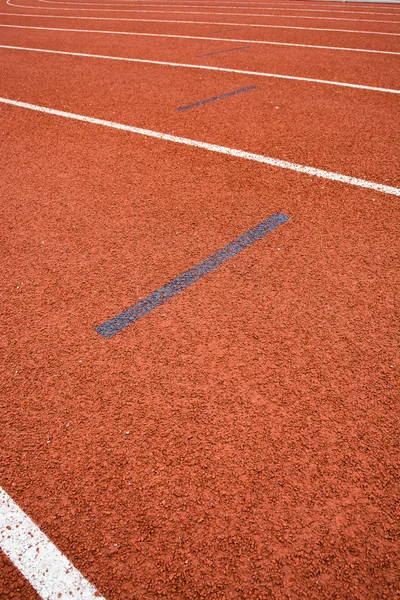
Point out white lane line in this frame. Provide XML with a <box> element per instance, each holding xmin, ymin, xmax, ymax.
<box><xmin>0</xmin><ymin>96</ymin><xmax>399</xmax><ymax>197</ymax></box>
<box><xmin>11</xmin><ymin>0</ymin><xmax>400</xmax><ymax>24</ymax></box>
<box><xmin>205</xmin><ymin>0</ymin><xmax>400</xmax><ymax>6</ymax></box>
<box><xmin>30</xmin><ymin>0</ymin><xmax>400</xmax><ymax>10</ymax></box>
<box><xmin>3</xmin><ymin>44</ymin><xmax>400</xmax><ymax>94</ymax></box>
<box><xmin>2</xmin><ymin>23</ymin><xmax>399</xmax><ymax>55</ymax></box>
<box><xmin>69</xmin><ymin>0</ymin><xmax>400</xmax><ymax>7</ymax></box>
<box><xmin>35</xmin><ymin>0</ymin><xmax>400</xmax><ymax>15</ymax></box>
<box><xmin>21</xmin><ymin>0</ymin><xmax>400</xmax><ymax>23</ymax></box>
<box><xmin>0</xmin><ymin>486</ymin><xmax>105</xmax><ymax>600</ymax></box>
<box><xmin>2</xmin><ymin>8</ymin><xmax>400</xmax><ymax>35</ymax></box>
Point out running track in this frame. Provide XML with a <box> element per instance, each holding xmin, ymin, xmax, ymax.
<box><xmin>0</xmin><ymin>0</ymin><xmax>399</xmax><ymax>597</ymax></box>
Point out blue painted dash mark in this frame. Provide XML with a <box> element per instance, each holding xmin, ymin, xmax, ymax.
<box><xmin>197</xmin><ymin>46</ymin><xmax>250</xmax><ymax>58</ymax></box>
<box><xmin>176</xmin><ymin>85</ymin><xmax>257</xmax><ymax>112</ymax></box>
<box><xmin>96</xmin><ymin>213</ymin><xmax>289</xmax><ymax>339</ymax></box>
<box><xmin>212</xmin><ymin>27</ymin><xmax>247</xmax><ymax>34</ymax></box>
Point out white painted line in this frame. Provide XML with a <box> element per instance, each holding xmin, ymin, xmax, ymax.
<box><xmin>78</xmin><ymin>0</ymin><xmax>400</xmax><ymax>7</ymax></box>
<box><xmin>2</xmin><ymin>23</ymin><xmax>399</xmax><ymax>55</ymax></box>
<box><xmin>2</xmin><ymin>8</ymin><xmax>400</xmax><ymax>35</ymax></box>
<box><xmin>17</xmin><ymin>0</ymin><xmax>400</xmax><ymax>23</ymax></box>
<box><xmin>74</xmin><ymin>0</ymin><xmax>400</xmax><ymax>5</ymax></box>
<box><xmin>35</xmin><ymin>0</ymin><xmax>400</xmax><ymax>16</ymax></box>
<box><xmin>32</xmin><ymin>0</ymin><xmax>400</xmax><ymax>10</ymax></box>
<box><xmin>3</xmin><ymin>44</ymin><xmax>399</xmax><ymax>94</ymax></box>
<box><xmin>0</xmin><ymin>96</ymin><xmax>399</xmax><ymax>197</ymax></box>
<box><xmin>0</xmin><ymin>486</ymin><xmax>105</xmax><ymax>600</ymax></box>
<box><xmin>208</xmin><ymin>0</ymin><xmax>400</xmax><ymax>7</ymax></box>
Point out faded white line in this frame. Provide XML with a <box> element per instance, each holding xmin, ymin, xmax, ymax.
<box><xmin>0</xmin><ymin>96</ymin><xmax>399</xmax><ymax>197</ymax></box>
<box><xmin>2</xmin><ymin>8</ymin><xmax>400</xmax><ymax>35</ymax></box>
<box><xmin>60</xmin><ymin>0</ymin><xmax>399</xmax><ymax>7</ymax></box>
<box><xmin>27</xmin><ymin>0</ymin><xmax>400</xmax><ymax>10</ymax></box>
<box><xmin>35</xmin><ymin>0</ymin><xmax>400</xmax><ymax>16</ymax></box>
<box><xmin>3</xmin><ymin>44</ymin><xmax>400</xmax><ymax>94</ymax></box>
<box><xmin>0</xmin><ymin>486</ymin><xmax>105</xmax><ymax>600</ymax></box>
<box><xmin>1</xmin><ymin>23</ymin><xmax>399</xmax><ymax>55</ymax></box>
<box><xmin>18</xmin><ymin>0</ymin><xmax>399</xmax><ymax>23</ymax></box>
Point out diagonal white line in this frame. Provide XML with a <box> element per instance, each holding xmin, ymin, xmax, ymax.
<box><xmin>33</xmin><ymin>0</ymin><xmax>400</xmax><ymax>17</ymax></box>
<box><xmin>0</xmin><ymin>96</ymin><xmax>399</xmax><ymax>197</ymax></box>
<box><xmin>1</xmin><ymin>23</ymin><xmax>399</xmax><ymax>55</ymax></box>
<box><xmin>7</xmin><ymin>0</ymin><xmax>399</xmax><ymax>24</ymax></box>
<box><xmin>2</xmin><ymin>44</ymin><xmax>399</xmax><ymax>94</ymax></box>
<box><xmin>0</xmin><ymin>487</ymin><xmax>105</xmax><ymax>600</ymax></box>
<box><xmin>41</xmin><ymin>0</ymin><xmax>398</xmax><ymax>9</ymax></box>
<box><xmin>2</xmin><ymin>4</ymin><xmax>400</xmax><ymax>36</ymax></box>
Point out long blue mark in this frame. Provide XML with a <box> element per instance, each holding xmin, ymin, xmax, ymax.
<box><xmin>96</xmin><ymin>213</ymin><xmax>289</xmax><ymax>339</ymax></box>
<box><xmin>176</xmin><ymin>85</ymin><xmax>257</xmax><ymax>112</ymax></box>
<box><xmin>197</xmin><ymin>45</ymin><xmax>250</xmax><ymax>58</ymax></box>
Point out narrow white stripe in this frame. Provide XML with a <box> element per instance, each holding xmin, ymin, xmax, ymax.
<box><xmin>34</xmin><ymin>0</ymin><xmax>400</xmax><ymax>16</ymax></box>
<box><xmin>0</xmin><ymin>487</ymin><xmax>105</xmax><ymax>600</ymax></box>
<box><xmin>61</xmin><ymin>0</ymin><xmax>399</xmax><ymax>7</ymax></box>
<box><xmin>1</xmin><ymin>23</ymin><xmax>398</xmax><ymax>55</ymax></box>
<box><xmin>2</xmin><ymin>8</ymin><xmax>400</xmax><ymax>35</ymax></box>
<box><xmin>3</xmin><ymin>44</ymin><xmax>399</xmax><ymax>94</ymax></box>
<box><xmin>0</xmin><ymin>96</ymin><xmax>399</xmax><ymax>197</ymax></box>
<box><xmin>27</xmin><ymin>0</ymin><xmax>400</xmax><ymax>10</ymax></box>
<box><xmin>70</xmin><ymin>0</ymin><xmax>400</xmax><ymax>5</ymax></box>
<box><xmin>15</xmin><ymin>0</ymin><xmax>399</xmax><ymax>23</ymax></box>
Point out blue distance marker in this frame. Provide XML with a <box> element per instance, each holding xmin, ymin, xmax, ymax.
<box><xmin>197</xmin><ymin>46</ymin><xmax>250</xmax><ymax>58</ymax></box>
<box><xmin>212</xmin><ymin>27</ymin><xmax>248</xmax><ymax>34</ymax></box>
<box><xmin>176</xmin><ymin>85</ymin><xmax>257</xmax><ymax>112</ymax></box>
<box><xmin>96</xmin><ymin>213</ymin><xmax>289</xmax><ymax>339</ymax></box>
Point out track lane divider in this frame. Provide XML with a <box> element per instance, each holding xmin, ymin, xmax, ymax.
<box><xmin>7</xmin><ymin>0</ymin><xmax>400</xmax><ymax>24</ymax></box>
<box><xmin>2</xmin><ymin>45</ymin><xmax>399</xmax><ymax>94</ymax></box>
<box><xmin>3</xmin><ymin>9</ymin><xmax>400</xmax><ymax>36</ymax></box>
<box><xmin>0</xmin><ymin>97</ymin><xmax>399</xmax><ymax>197</ymax></box>
<box><xmin>96</xmin><ymin>213</ymin><xmax>290</xmax><ymax>338</ymax></box>
<box><xmin>0</xmin><ymin>486</ymin><xmax>105</xmax><ymax>600</ymax></box>
<box><xmin>32</xmin><ymin>1</ymin><xmax>400</xmax><ymax>17</ymax></box>
<box><xmin>1</xmin><ymin>24</ymin><xmax>399</xmax><ymax>55</ymax></box>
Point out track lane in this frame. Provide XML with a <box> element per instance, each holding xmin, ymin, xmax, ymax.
<box><xmin>2</xmin><ymin>12</ymin><xmax>400</xmax><ymax>53</ymax></box>
<box><xmin>33</xmin><ymin>2</ymin><xmax>400</xmax><ymax>18</ymax></box>
<box><xmin>2</xmin><ymin>44</ymin><xmax>400</xmax><ymax>95</ymax></box>
<box><xmin>8</xmin><ymin>0</ymin><xmax>400</xmax><ymax>27</ymax></box>
<box><xmin>33</xmin><ymin>0</ymin><xmax>400</xmax><ymax>14</ymax></box>
<box><xmin>1</xmin><ymin>100</ymin><xmax>399</xmax><ymax>600</ymax></box>
<box><xmin>32</xmin><ymin>0</ymin><xmax>400</xmax><ymax>6</ymax></box>
<box><xmin>2</xmin><ymin>21</ymin><xmax>400</xmax><ymax>54</ymax></box>
<box><xmin>1</xmin><ymin>26</ymin><xmax>400</xmax><ymax>87</ymax></box>
<box><xmin>1</xmin><ymin>47</ymin><xmax>399</xmax><ymax>186</ymax></box>
<box><xmin>0</xmin><ymin>13</ymin><xmax>399</xmax><ymax>51</ymax></box>
<box><xmin>1</xmin><ymin>1</ymin><xmax>399</xmax><ymax>598</ymax></box>
<box><xmin>9</xmin><ymin>0</ymin><xmax>400</xmax><ymax>16</ymax></box>
<box><xmin>5</xmin><ymin>0</ymin><xmax>400</xmax><ymax>33</ymax></box>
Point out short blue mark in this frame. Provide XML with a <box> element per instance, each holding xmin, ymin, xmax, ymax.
<box><xmin>197</xmin><ymin>46</ymin><xmax>250</xmax><ymax>58</ymax></box>
<box><xmin>96</xmin><ymin>213</ymin><xmax>289</xmax><ymax>339</ymax></box>
<box><xmin>213</xmin><ymin>26</ymin><xmax>248</xmax><ymax>34</ymax></box>
<box><xmin>176</xmin><ymin>85</ymin><xmax>257</xmax><ymax>112</ymax></box>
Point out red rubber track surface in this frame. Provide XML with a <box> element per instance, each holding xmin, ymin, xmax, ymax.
<box><xmin>1</xmin><ymin>48</ymin><xmax>399</xmax><ymax>184</ymax></box>
<box><xmin>1</xmin><ymin>0</ymin><xmax>399</xmax><ymax>599</ymax></box>
<box><xmin>2</xmin><ymin>27</ymin><xmax>400</xmax><ymax>87</ymax></box>
<box><xmin>5</xmin><ymin>0</ymin><xmax>400</xmax><ymax>32</ymax></box>
<box><xmin>2</xmin><ymin>13</ymin><xmax>400</xmax><ymax>52</ymax></box>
